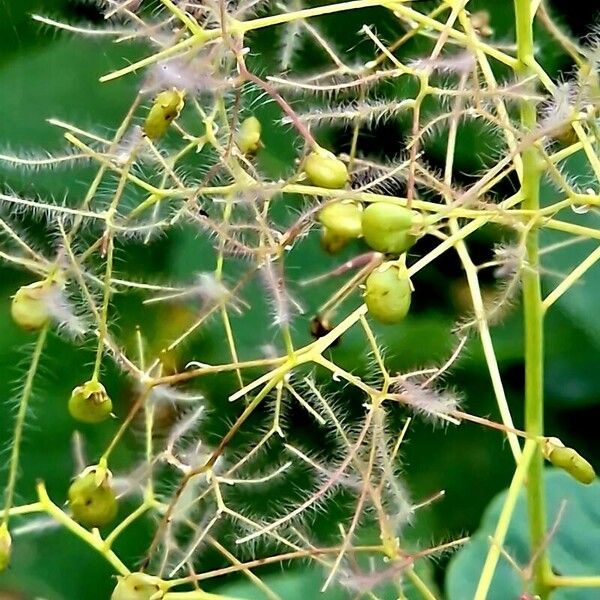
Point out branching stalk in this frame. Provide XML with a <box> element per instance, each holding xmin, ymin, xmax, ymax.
<box><xmin>514</xmin><ymin>0</ymin><xmax>551</xmax><ymax>596</ymax></box>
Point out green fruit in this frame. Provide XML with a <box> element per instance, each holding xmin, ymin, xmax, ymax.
<box><xmin>111</xmin><ymin>572</ymin><xmax>164</xmax><ymax>600</ymax></box>
<box><xmin>318</xmin><ymin>201</ymin><xmax>363</xmax><ymax>239</ymax></box>
<box><xmin>0</xmin><ymin>524</ymin><xmax>12</xmax><ymax>572</ymax></box>
<box><xmin>544</xmin><ymin>438</ymin><xmax>596</xmax><ymax>485</ymax></box>
<box><xmin>304</xmin><ymin>149</ymin><xmax>348</xmax><ymax>189</ymax></box>
<box><xmin>236</xmin><ymin>116</ymin><xmax>262</xmax><ymax>154</ymax></box>
<box><xmin>11</xmin><ymin>281</ymin><xmax>51</xmax><ymax>331</ymax></box>
<box><xmin>361</xmin><ymin>202</ymin><xmax>420</xmax><ymax>254</ymax></box>
<box><xmin>320</xmin><ymin>227</ymin><xmax>348</xmax><ymax>254</ymax></box>
<box><xmin>68</xmin><ymin>467</ymin><xmax>118</xmax><ymax>528</ymax></box>
<box><xmin>143</xmin><ymin>88</ymin><xmax>185</xmax><ymax>140</ymax></box>
<box><xmin>68</xmin><ymin>380</ymin><xmax>113</xmax><ymax>424</ymax></box>
<box><xmin>365</xmin><ymin>263</ymin><xmax>412</xmax><ymax>324</ymax></box>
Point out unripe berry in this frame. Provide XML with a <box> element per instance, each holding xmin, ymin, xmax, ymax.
<box><xmin>543</xmin><ymin>437</ymin><xmax>596</xmax><ymax>485</ymax></box>
<box><xmin>68</xmin><ymin>466</ymin><xmax>118</xmax><ymax>528</ymax></box>
<box><xmin>143</xmin><ymin>89</ymin><xmax>185</xmax><ymax>140</ymax></box>
<box><xmin>236</xmin><ymin>116</ymin><xmax>262</xmax><ymax>154</ymax></box>
<box><xmin>365</xmin><ymin>262</ymin><xmax>412</xmax><ymax>324</ymax></box>
<box><xmin>0</xmin><ymin>523</ymin><xmax>12</xmax><ymax>572</ymax></box>
<box><xmin>11</xmin><ymin>281</ymin><xmax>51</xmax><ymax>331</ymax></box>
<box><xmin>318</xmin><ymin>201</ymin><xmax>363</xmax><ymax>240</ymax></box>
<box><xmin>304</xmin><ymin>149</ymin><xmax>348</xmax><ymax>189</ymax></box>
<box><xmin>111</xmin><ymin>572</ymin><xmax>165</xmax><ymax>600</ymax></box>
<box><xmin>361</xmin><ymin>202</ymin><xmax>420</xmax><ymax>254</ymax></box>
<box><xmin>68</xmin><ymin>380</ymin><xmax>113</xmax><ymax>424</ymax></box>
<box><xmin>320</xmin><ymin>227</ymin><xmax>348</xmax><ymax>254</ymax></box>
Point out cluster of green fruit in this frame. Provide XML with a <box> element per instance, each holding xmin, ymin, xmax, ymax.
<box><xmin>11</xmin><ymin>282</ymin><xmax>116</xmax><ymax>529</ymax></box>
<box><xmin>11</xmin><ymin>280</ymin><xmax>113</xmax><ymax>423</ymax></box>
<box><xmin>142</xmin><ymin>89</ymin><xmax>418</xmax><ymax>327</ymax></box>
<box><xmin>303</xmin><ymin>148</ymin><xmax>421</xmax><ymax>325</ymax></box>
<box><xmin>7</xmin><ymin>102</ymin><xmax>422</xmax><ymax>539</ymax></box>
<box><xmin>143</xmin><ymin>87</ymin><xmax>263</xmax><ymax>155</ymax></box>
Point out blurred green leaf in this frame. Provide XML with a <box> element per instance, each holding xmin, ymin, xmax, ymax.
<box><xmin>217</xmin><ymin>558</ymin><xmax>438</xmax><ymax>600</ymax></box>
<box><xmin>446</xmin><ymin>469</ymin><xmax>600</xmax><ymax>600</ymax></box>
<box><xmin>0</xmin><ymin>33</ymin><xmax>142</xmax><ymax>197</ymax></box>
<box><xmin>217</xmin><ymin>570</ymin><xmax>348</xmax><ymax>600</ymax></box>
<box><xmin>0</xmin><ymin>0</ymin><xmax>75</xmax><ymax>62</ymax></box>
<box><xmin>537</xmin><ymin>152</ymin><xmax>600</xmax><ymax>406</ymax></box>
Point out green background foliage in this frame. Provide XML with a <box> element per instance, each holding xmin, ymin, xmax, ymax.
<box><xmin>0</xmin><ymin>1</ymin><xmax>599</xmax><ymax>598</ymax></box>
<box><xmin>447</xmin><ymin>470</ymin><xmax>600</xmax><ymax>600</ymax></box>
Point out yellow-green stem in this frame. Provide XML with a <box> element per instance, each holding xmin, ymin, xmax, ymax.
<box><xmin>548</xmin><ymin>575</ymin><xmax>600</xmax><ymax>588</ymax></box>
<box><xmin>514</xmin><ymin>0</ymin><xmax>551</xmax><ymax>597</ymax></box>
<box><xmin>406</xmin><ymin>566</ymin><xmax>439</xmax><ymax>600</ymax></box>
<box><xmin>3</xmin><ymin>325</ymin><xmax>48</xmax><ymax>524</ymax></box>
<box><xmin>92</xmin><ymin>150</ymin><xmax>137</xmax><ymax>381</ymax></box>
<box><xmin>92</xmin><ymin>234</ymin><xmax>115</xmax><ymax>381</ymax></box>
<box><xmin>101</xmin><ymin>386</ymin><xmax>151</xmax><ymax>463</ymax></box>
<box><xmin>104</xmin><ymin>501</ymin><xmax>151</xmax><ymax>548</ymax></box>
<box><xmin>474</xmin><ymin>438</ymin><xmax>537</xmax><ymax>600</ymax></box>
<box><xmin>36</xmin><ymin>482</ymin><xmax>129</xmax><ymax>575</ymax></box>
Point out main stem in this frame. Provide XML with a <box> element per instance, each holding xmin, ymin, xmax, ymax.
<box><xmin>514</xmin><ymin>1</ymin><xmax>551</xmax><ymax>597</ymax></box>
